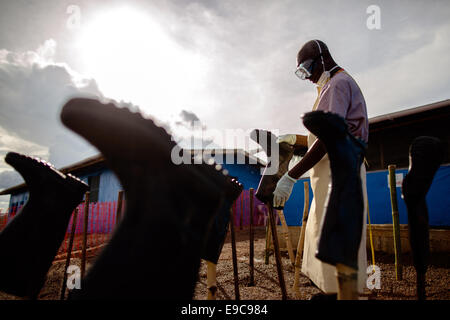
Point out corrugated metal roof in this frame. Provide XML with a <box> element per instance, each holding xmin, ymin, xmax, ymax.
<box><xmin>369</xmin><ymin>99</ymin><xmax>450</xmax><ymax>124</ymax></box>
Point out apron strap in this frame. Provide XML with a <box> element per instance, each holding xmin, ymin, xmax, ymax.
<box><xmin>311</xmin><ymin>69</ymin><xmax>346</xmax><ymax>111</ymax></box>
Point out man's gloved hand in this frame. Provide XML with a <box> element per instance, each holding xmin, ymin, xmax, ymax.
<box><xmin>276</xmin><ymin>134</ymin><xmax>297</xmax><ymax>145</ymax></box>
<box><xmin>273</xmin><ymin>173</ymin><xmax>297</xmax><ymax>208</ymax></box>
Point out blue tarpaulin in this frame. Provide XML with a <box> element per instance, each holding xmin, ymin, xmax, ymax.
<box><xmin>283</xmin><ymin>164</ymin><xmax>450</xmax><ymax>227</ymax></box>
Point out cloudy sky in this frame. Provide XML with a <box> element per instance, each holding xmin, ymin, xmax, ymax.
<box><xmin>0</xmin><ymin>0</ymin><xmax>449</xmax><ymax>209</ymax></box>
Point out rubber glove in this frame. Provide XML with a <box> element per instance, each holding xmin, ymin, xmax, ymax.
<box><xmin>273</xmin><ymin>172</ymin><xmax>297</xmax><ymax>208</ymax></box>
<box><xmin>276</xmin><ymin>134</ymin><xmax>297</xmax><ymax>145</ymax></box>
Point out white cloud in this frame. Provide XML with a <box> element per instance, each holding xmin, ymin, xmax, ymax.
<box><xmin>0</xmin><ymin>126</ymin><xmax>49</xmax><ymax>192</ymax></box>
<box><xmin>0</xmin><ymin>1</ymin><xmax>449</xmax><ymax>202</ymax></box>
<box><xmin>148</xmin><ymin>0</ymin><xmax>449</xmax><ymax>135</ymax></box>
<box><xmin>356</xmin><ymin>22</ymin><xmax>450</xmax><ymax>117</ymax></box>
<box><xmin>0</xmin><ymin>126</ymin><xmax>49</xmax><ymax>159</ymax></box>
<box><xmin>0</xmin><ymin>170</ymin><xmax>23</xmax><ymax>190</ymax></box>
<box><xmin>0</xmin><ymin>39</ymin><xmax>102</xmax><ymax>174</ymax></box>
<box><xmin>0</xmin><ymin>38</ymin><xmax>230</xmax><ymax>197</ymax></box>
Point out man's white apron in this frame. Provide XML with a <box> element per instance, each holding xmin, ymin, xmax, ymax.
<box><xmin>300</xmin><ymin>87</ymin><xmax>368</xmax><ymax>293</ymax></box>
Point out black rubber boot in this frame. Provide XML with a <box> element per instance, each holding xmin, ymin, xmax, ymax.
<box><xmin>402</xmin><ymin>136</ymin><xmax>443</xmax><ymax>300</ymax></box>
<box><xmin>61</xmin><ymin>98</ymin><xmax>229</xmax><ymax>299</ymax></box>
<box><xmin>0</xmin><ymin>152</ymin><xmax>88</xmax><ymax>298</ymax></box>
<box><xmin>302</xmin><ymin>111</ymin><xmax>366</xmax><ymax>270</ymax></box>
<box><xmin>202</xmin><ymin>177</ymin><xmax>243</xmax><ymax>264</ymax></box>
<box><xmin>250</xmin><ymin>129</ymin><xmax>295</xmax><ymax>207</ymax></box>
<box><xmin>198</xmin><ymin>171</ymin><xmax>242</xmax><ymax>301</ymax></box>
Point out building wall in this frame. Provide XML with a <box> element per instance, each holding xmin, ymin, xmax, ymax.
<box><xmin>367</xmin><ymin>105</ymin><xmax>450</xmax><ymax>171</ymax></box>
<box><xmin>222</xmin><ymin>163</ymin><xmax>262</xmax><ymax>190</ymax></box>
<box><xmin>97</xmin><ymin>170</ymin><xmax>123</xmax><ymax>202</ymax></box>
<box><xmin>365</xmin><ymin>164</ymin><xmax>450</xmax><ymax>226</ymax></box>
<box><xmin>7</xmin><ymin>168</ymin><xmax>120</xmax><ymax>209</ymax></box>
<box><xmin>8</xmin><ymin>162</ymin><xmax>262</xmax><ymax>210</ymax></box>
<box><xmin>9</xmin><ymin>159</ymin><xmax>448</xmax><ymax>228</ymax></box>
<box><xmin>9</xmin><ymin>192</ymin><xmax>29</xmax><ymax>209</ymax></box>
<box><xmin>282</xmin><ymin>178</ymin><xmax>314</xmax><ymax>226</ymax></box>
<box><xmin>282</xmin><ymin>164</ymin><xmax>450</xmax><ymax>227</ymax></box>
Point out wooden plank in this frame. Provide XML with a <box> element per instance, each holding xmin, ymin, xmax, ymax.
<box><xmin>60</xmin><ymin>208</ymin><xmax>79</xmax><ymax>300</ymax></box>
<box><xmin>268</xmin><ymin>205</ymin><xmax>287</xmax><ymax>300</ymax></box>
<box><xmin>230</xmin><ymin>202</ymin><xmax>240</xmax><ymax>300</ymax></box>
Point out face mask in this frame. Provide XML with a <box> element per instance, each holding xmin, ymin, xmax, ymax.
<box><xmin>316</xmin><ymin>65</ymin><xmax>339</xmax><ymax>88</ymax></box>
<box><xmin>295</xmin><ymin>59</ymin><xmax>314</xmax><ymax>80</ymax></box>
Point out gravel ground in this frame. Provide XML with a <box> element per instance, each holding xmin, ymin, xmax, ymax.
<box><xmin>1</xmin><ymin>226</ymin><xmax>448</xmax><ymax>300</ymax></box>
<box><xmin>193</xmin><ymin>227</ymin><xmax>450</xmax><ymax>300</ymax></box>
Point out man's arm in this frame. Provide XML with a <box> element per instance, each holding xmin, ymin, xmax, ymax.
<box><xmin>288</xmin><ymin>78</ymin><xmax>352</xmax><ymax>178</ymax></box>
<box><xmin>272</xmin><ymin>138</ymin><xmax>326</xmax><ymax>208</ymax></box>
<box><xmin>288</xmin><ymin>139</ymin><xmax>327</xmax><ymax>179</ymax></box>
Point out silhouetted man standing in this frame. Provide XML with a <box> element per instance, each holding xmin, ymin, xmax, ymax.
<box><xmin>273</xmin><ymin>40</ymin><xmax>369</xmax><ymax>299</ymax></box>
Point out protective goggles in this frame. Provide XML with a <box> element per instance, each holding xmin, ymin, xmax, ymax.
<box><xmin>294</xmin><ymin>59</ymin><xmax>314</xmax><ymax>80</ymax></box>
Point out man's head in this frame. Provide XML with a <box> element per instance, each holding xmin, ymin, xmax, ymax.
<box><xmin>296</xmin><ymin>40</ymin><xmax>337</xmax><ymax>84</ymax></box>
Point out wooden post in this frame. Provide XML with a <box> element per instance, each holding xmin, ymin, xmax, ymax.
<box><xmin>206</xmin><ymin>261</ymin><xmax>218</xmax><ymax>300</ymax></box>
<box><xmin>336</xmin><ymin>263</ymin><xmax>359</xmax><ymax>300</ymax></box>
<box><xmin>293</xmin><ymin>181</ymin><xmax>310</xmax><ymax>298</ymax></box>
<box><xmin>81</xmin><ymin>192</ymin><xmax>90</xmax><ymax>279</ymax></box>
<box><xmin>115</xmin><ymin>190</ymin><xmax>124</xmax><ymax>228</ymax></box>
<box><xmin>60</xmin><ymin>208</ymin><xmax>79</xmax><ymax>300</ymax></box>
<box><xmin>388</xmin><ymin>165</ymin><xmax>403</xmax><ymax>280</ymax></box>
<box><xmin>230</xmin><ymin>202</ymin><xmax>240</xmax><ymax>300</ymax></box>
<box><xmin>249</xmin><ymin>188</ymin><xmax>255</xmax><ymax>286</ymax></box>
<box><xmin>264</xmin><ymin>216</ymin><xmax>272</xmax><ymax>265</ymax></box>
<box><xmin>239</xmin><ymin>193</ymin><xmax>244</xmax><ymax>230</ymax></box>
<box><xmin>277</xmin><ymin>209</ymin><xmax>295</xmax><ymax>266</ymax></box>
<box><xmin>268</xmin><ymin>205</ymin><xmax>287</xmax><ymax>300</ymax></box>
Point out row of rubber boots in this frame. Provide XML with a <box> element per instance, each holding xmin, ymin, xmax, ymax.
<box><xmin>0</xmin><ymin>98</ymin><xmax>243</xmax><ymax>300</ymax></box>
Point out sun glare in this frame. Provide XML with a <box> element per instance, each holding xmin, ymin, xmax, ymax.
<box><xmin>76</xmin><ymin>7</ymin><xmax>208</xmax><ymax>119</ymax></box>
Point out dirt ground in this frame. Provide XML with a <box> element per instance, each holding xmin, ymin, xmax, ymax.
<box><xmin>1</xmin><ymin>226</ymin><xmax>449</xmax><ymax>300</ymax></box>
<box><xmin>194</xmin><ymin>227</ymin><xmax>450</xmax><ymax>300</ymax></box>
